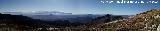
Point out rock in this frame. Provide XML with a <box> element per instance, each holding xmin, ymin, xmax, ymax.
<box><xmin>157</xmin><ymin>24</ymin><xmax>160</xmax><ymax>31</ymax></box>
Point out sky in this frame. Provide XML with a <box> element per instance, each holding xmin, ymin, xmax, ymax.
<box><xmin>0</xmin><ymin>0</ymin><xmax>160</xmax><ymax>15</ymax></box>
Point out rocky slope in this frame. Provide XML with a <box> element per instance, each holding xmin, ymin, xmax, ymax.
<box><xmin>93</xmin><ymin>9</ymin><xmax>160</xmax><ymax>31</ymax></box>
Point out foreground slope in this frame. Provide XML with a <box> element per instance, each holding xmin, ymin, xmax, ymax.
<box><xmin>97</xmin><ymin>9</ymin><xmax>160</xmax><ymax>31</ymax></box>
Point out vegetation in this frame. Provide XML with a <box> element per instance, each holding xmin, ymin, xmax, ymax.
<box><xmin>92</xmin><ymin>9</ymin><xmax>160</xmax><ymax>31</ymax></box>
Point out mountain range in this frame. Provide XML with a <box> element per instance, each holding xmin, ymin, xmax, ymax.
<box><xmin>0</xmin><ymin>10</ymin><xmax>131</xmax><ymax>31</ymax></box>
<box><xmin>1</xmin><ymin>11</ymin><xmax>72</xmax><ymax>15</ymax></box>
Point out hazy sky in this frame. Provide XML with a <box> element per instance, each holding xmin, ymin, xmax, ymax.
<box><xmin>0</xmin><ymin>0</ymin><xmax>160</xmax><ymax>15</ymax></box>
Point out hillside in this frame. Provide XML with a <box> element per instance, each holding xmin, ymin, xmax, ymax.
<box><xmin>92</xmin><ymin>9</ymin><xmax>160</xmax><ymax>31</ymax></box>
<box><xmin>87</xmin><ymin>14</ymin><xmax>124</xmax><ymax>27</ymax></box>
<box><xmin>0</xmin><ymin>13</ymin><xmax>47</xmax><ymax>31</ymax></box>
<box><xmin>0</xmin><ymin>13</ymin><xmax>86</xmax><ymax>31</ymax></box>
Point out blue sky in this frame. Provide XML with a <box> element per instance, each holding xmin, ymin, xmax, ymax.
<box><xmin>0</xmin><ymin>0</ymin><xmax>160</xmax><ymax>15</ymax></box>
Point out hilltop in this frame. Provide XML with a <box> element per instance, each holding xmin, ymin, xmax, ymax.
<box><xmin>91</xmin><ymin>9</ymin><xmax>160</xmax><ymax>31</ymax></box>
